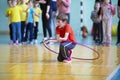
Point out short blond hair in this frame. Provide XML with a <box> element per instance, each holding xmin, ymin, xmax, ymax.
<box><xmin>56</xmin><ymin>13</ymin><xmax>68</xmax><ymax>22</ymax></box>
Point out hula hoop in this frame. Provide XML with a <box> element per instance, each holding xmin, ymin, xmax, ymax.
<box><xmin>43</xmin><ymin>39</ymin><xmax>100</xmax><ymax>60</ymax></box>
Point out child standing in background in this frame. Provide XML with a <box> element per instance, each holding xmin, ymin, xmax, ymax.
<box><xmin>25</xmin><ymin>0</ymin><xmax>35</xmax><ymax>44</ymax></box>
<box><xmin>19</xmin><ymin>0</ymin><xmax>27</xmax><ymax>43</ymax></box>
<box><xmin>91</xmin><ymin>2</ymin><xmax>102</xmax><ymax>44</ymax></box>
<box><xmin>101</xmin><ymin>0</ymin><xmax>115</xmax><ymax>46</ymax></box>
<box><xmin>6</xmin><ymin>0</ymin><xmax>22</xmax><ymax>45</ymax></box>
<box><xmin>33</xmin><ymin>2</ymin><xmax>41</xmax><ymax>44</ymax></box>
<box><xmin>6</xmin><ymin>0</ymin><xmax>13</xmax><ymax>44</ymax></box>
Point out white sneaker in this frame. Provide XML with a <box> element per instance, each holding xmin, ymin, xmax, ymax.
<box><xmin>34</xmin><ymin>40</ymin><xmax>38</xmax><ymax>44</ymax></box>
<box><xmin>43</xmin><ymin>37</ymin><xmax>48</xmax><ymax>43</ymax></box>
<box><xmin>29</xmin><ymin>41</ymin><xmax>33</xmax><ymax>45</ymax></box>
<box><xmin>16</xmin><ymin>40</ymin><xmax>19</xmax><ymax>45</ymax></box>
<box><xmin>49</xmin><ymin>37</ymin><xmax>53</xmax><ymax>40</ymax></box>
<box><xmin>40</xmin><ymin>38</ymin><xmax>48</xmax><ymax>44</ymax></box>
<box><xmin>43</xmin><ymin>37</ymin><xmax>48</xmax><ymax>41</ymax></box>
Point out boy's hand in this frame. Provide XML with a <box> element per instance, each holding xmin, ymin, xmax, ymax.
<box><xmin>58</xmin><ymin>38</ymin><xmax>63</xmax><ymax>42</ymax></box>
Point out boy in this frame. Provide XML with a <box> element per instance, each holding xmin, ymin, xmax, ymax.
<box><xmin>49</xmin><ymin>13</ymin><xmax>76</xmax><ymax>63</ymax></box>
<box><xmin>19</xmin><ymin>0</ymin><xmax>27</xmax><ymax>43</ymax></box>
<box><xmin>33</xmin><ymin>2</ymin><xmax>41</xmax><ymax>44</ymax></box>
<box><xmin>24</xmin><ymin>0</ymin><xmax>35</xmax><ymax>44</ymax></box>
<box><xmin>7</xmin><ymin>0</ymin><xmax>22</xmax><ymax>45</ymax></box>
<box><xmin>6</xmin><ymin>0</ymin><xmax>13</xmax><ymax>44</ymax></box>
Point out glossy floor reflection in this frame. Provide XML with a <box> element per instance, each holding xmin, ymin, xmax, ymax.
<box><xmin>0</xmin><ymin>44</ymin><xmax>120</xmax><ymax>80</ymax></box>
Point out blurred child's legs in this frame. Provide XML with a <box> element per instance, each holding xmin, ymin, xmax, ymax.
<box><xmin>93</xmin><ymin>22</ymin><xmax>101</xmax><ymax>44</ymax></box>
<box><xmin>102</xmin><ymin>19</ymin><xmax>112</xmax><ymax>46</ymax></box>
<box><xmin>12</xmin><ymin>22</ymin><xmax>21</xmax><ymax>44</ymax></box>
<box><xmin>34</xmin><ymin>22</ymin><xmax>38</xmax><ymax>39</ymax></box>
<box><xmin>93</xmin><ymin>23</ymin><xmax>99</xmax><ymax>42</ymax></box>
<box><xmin>9</xmin><ymin>24</ymin><xmax>13</xmax><ymax>44</ymax></box>
<box><xmin>34</xmin><ymin>22</ymin><xmax>39</xmax><ymax>44</ymax></box>
<box><xmin>99</xmin><ymin>21</ymin><xmax>103</xmax><ymax>44</ymax></box>
<box><xmin>57</xmin><ymin>41</ymin><xmax>76</xmax><ymax>62</ymax></box>
<box><xmin>25</xmin><ymin>23</ymin><xmax>34</xmax><ymax>44</ymax></box>
<box><xmin>29</xmin><ymin>23</ymin><xmax>34</xmax><ymax>42</ymax></box>
<box><xmin>21</xmin><ymin>21</ymin><xmax>26</xmax><ymax>42</ymax></box>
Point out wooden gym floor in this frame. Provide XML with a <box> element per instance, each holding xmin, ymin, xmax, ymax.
<box><xmin>0</xmin><ymin>44</ymin><xmax>120</xmax><ymax>80</ymax></box>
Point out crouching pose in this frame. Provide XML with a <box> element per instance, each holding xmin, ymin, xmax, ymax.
<box><xmin>48</xmin><ymin>13</ymin><xmax>76</xmax><ymax>63</ymax></box>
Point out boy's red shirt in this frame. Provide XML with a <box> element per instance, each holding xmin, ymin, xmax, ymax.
<box><xmin>56</xmin><ymin>24</ymin><xmax>76</xmax><ymax>43</ymax></box>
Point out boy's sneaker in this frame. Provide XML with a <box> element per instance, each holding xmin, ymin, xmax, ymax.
<box><xmin>29</xmin><ymin>41</ymin><xmax>33</xmax><ymax>45</ymax></box>
<box><xmin>43</xmin><ymin>37</ymin><xmax>48</xmax><ymax>41</ymax></box>
<box><xmin>34</xmin><ymin>40</ymin><xmax>38</xmax><ymax>44</ymax></box>
<box><xmin>16</xmin><ymin>40</ymin><xmax>19</xmax><ymax>45</ymax></box>
<box><xmin>40</xmin><ymin>38</ymin><xmax>48</xmax><ymax>44</ymax></box>
<box><xmin>63</xmin><ymin>58</ymin><xmax>71</xmax><ymax>63</ymax></box>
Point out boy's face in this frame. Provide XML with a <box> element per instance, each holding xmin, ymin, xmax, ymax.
<box><xmin>8</xmin><ymin>0</ymin><xmax>12</xmax><ymax>7</ymax></box>
<box><xmin>12</xmin><ymin>1</ymin><xmax>17</xmax><ymax>6</ymax></box>
<box><xmin>56</xmin><ymin>19</ymin><xmax>66</xmax><ymax>27</ymax></box>
<box><xmin>28</xmin><ymin>1</ymin><xmax>33</xmax><ymax>7</ymax></box>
